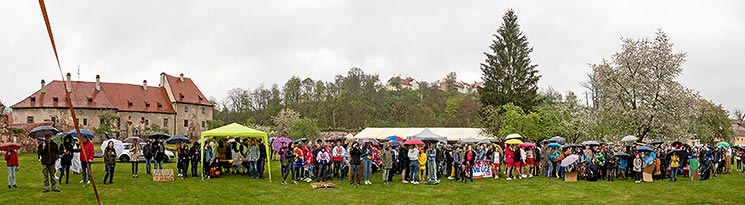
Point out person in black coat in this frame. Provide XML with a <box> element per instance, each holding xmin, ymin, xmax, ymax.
<box><xmin>58</xmin><ymin>137</ymin><xmax>75</xmax><ymax>184</ymax></box>
<box><xmin>143</xmin><ymin>140</ymin><xmax>153</xmax><ymax>174</ymax></box>
<box><xmin>189</xmin><ymin>142</ymin><xmax>200</xmax><ymax>177</ymax></box>
<box><xmin>398</xmin><ymin>145</ymin><xmax>410</xmax><ymax>182</ymax></box>
<box><xmin>348</xmin><ymin>143</ymin><xmax>362</xmax><ymax>186</ymax></box>
<box><xmin>257</xmin><ymin>139</ymin><xmax>267</xmax><ymax>179</ymax></box>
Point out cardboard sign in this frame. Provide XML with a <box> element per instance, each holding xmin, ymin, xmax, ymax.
<box><xmin>472</xmin><ymin>160</ymin><xmax>493</xmax><ymax>179</ymax></box>
<box><xmin>642</xmin><ymin>165</ymin><xmax>654</xmax><ymax>182</ymax></box>
<box><xmin>152</xmin><ymin>169</ymin><xmax>174</xmax><ymax>182</ymax></box>
<box><xmin>565</xmin><ymin>172</ymin><xmax>578</xmax><ymax>182</ymax></box>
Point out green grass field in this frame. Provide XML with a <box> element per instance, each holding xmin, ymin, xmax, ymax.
<box><xmin>1</xmin><ymin>153</ymin><xmax>743</xmax><ymax>205</ymax></box>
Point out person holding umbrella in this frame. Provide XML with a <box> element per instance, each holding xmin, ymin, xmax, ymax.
<box><xmin>407</xmin><ymin>144</ymin><xmax>420</xmax><ymax>184</ymax></box>
<box><xmin>153</xmin><ymin>140</ymin><xmax>166</xmax><ymax>170</ymax></box>
<box><xmin>348</xmin><ymin>142</ymin><xmax>362</xmax><ymax>186</ymax></box>
<box><xmin>38</xmin><ymin>134</ymin><xmax>60</xmax><ymax>192</ymax></box>
<box><xmin>59</xmin><ymin>136</ymin><xmax>75</xmax><ymax>184</ymax></box>
<box><xmin>4</xmin><ymin>143</ymin><xmax>19</xmax><ymax>189</ymax></box>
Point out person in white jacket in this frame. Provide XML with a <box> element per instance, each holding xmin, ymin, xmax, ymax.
<box><xmin>408</xmin><ymin>145</ymin><xmax>420</xmax><ymax>184</ymax></box>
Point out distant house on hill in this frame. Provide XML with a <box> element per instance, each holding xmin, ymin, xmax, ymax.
<box><xmin>385</xmin><ymin>76</ymin><xmax>420</xmax><ymax>91</ymax></box>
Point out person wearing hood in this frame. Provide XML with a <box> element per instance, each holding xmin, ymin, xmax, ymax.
<box><xmin>39</xmin><ymin>134</ymin><xmax>60</xmax><ymax>192</ymax></box>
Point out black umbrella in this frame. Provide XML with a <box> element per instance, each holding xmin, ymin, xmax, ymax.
<box><xmin>649</xmin><ymin>140</ymin><xmax>664</xmax><ymax>146</ymax></box>
<box><xmin>29</xmin><ymin>126</ymin><xmax>60</xmax><ymax>140</ymax></box>
<box><xmin>477</xmin><ymin>140</ymin><xmax>493</xmax><ymax>145</ymax></box>
<box><xmin>147</xmin><ymin>132</ymin><xmax>171</xmax><ymax>140</ymax></box>
<box><xmin>293</xmin><ymin>138</ymin><xmax>308</xmax><ymax>144</ymax></box>
<box><xmin>613</xmin><ymin>151</ymin><xmax>631</xmax><ymax>158</ymax></box>
<box><xmin>457</xmin><ymin>138</ymin><xmax>479</xmax><ymax>145</ymax></box>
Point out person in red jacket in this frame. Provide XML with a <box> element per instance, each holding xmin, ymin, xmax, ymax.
<box><xmin>5</xmin><ymin>148</ymin><xmax>19</xmax><ymax>189</ymax></box>
<box><xmin>79</xmin><ymin>137</ymin><xmax>95</xmax><ymax>184</ymax></box>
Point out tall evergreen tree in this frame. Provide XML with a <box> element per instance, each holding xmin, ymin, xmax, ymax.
<box><xmin>478</xmin><ymin>9</ymin><xmax>541</xmax><ymax>112</ymax></box>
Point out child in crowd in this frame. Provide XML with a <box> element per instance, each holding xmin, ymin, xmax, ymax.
<box><xmin>418</xmin><ymin>146</ymin><xmax>427</xmax><ymax>182</ymax></box>
<box><xmin>633</xmin><ymin>153</ymin><xmax>643</xmax><ymax>183</ymax></box>
<box><xmin>492</xmin><ymin>145</ymin><xmax>501</xmax><ymax>179</ymax></box>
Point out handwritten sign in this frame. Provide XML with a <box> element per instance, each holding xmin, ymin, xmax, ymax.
<box><xmin>152</xmin><ymin>169</ymin><xmax>174</xmax><ymax>182</ymax></box>
<box><xmin>472</xmin><ymin>160</ymin><xmax>493</xmax><ymax>179</ymax></box>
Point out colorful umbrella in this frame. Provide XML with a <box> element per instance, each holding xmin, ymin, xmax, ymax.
<box><xmin>505</xmin><ymin>133</ymin><xmax>523</xmax><ymax>140</ymax></box>
<box><xmin>561</xmin><ymin>154</ymin><xmax>580</xmax><ymax>166</ymax></box>
<box><xmin>52</xmin><ymin>132</ymin><xmax>76</xmax><ymax>145</ymax></box>
<box><xmin>272</xmin><ymin>137</ymin><xmax>291</xmax><ymax>150</ymax></box>
<box><xmin>386</xmin><ymin>135</ymin><xmax>404</xmax><ymax>142</ymax></box>
<box><xmin>519</xmin><ymin>142</ymin><xmax>535</xmax><ymax>148</ymax></box>
<box><xmin>505</xmin><ymin>139</ymin><xmax>523</xmax><ymax>145</ymax></box>
<box><xmin>29</xmin><ymin>126</ymin><xmax>60</xmax><ymax>140</ymax></box>
<box><xmin>124</xmin><ymin>136</ymin><xmax>143</xmax><ymax>143</ymax></box>
<box><xmin>547</xmin><ymin>142</ymin><xmax>561</xmax><ymax>148</ymax></box>
<box><xmin>69</xmin><ymin>129</ymin><xmax>95</xmax><ymax>139</ymax></box>
<box><xmin>404</xmin><ymin>139</ymin><xmax>424</xmax><ymax>145</ymax></box>
<box><xmin>716</xmin><ymin>142</ymin><xmax>730</xmax><ymax>147</ymax></box>
<box><xmin>358</xmin><ymin>138</ymin><xmax>380</xmax><ymax>146</ymax></box>
<box><xmin>0</xmin><ymin>142</ymin><xmax>22</xmax><ymax>151</ymax></box>
<box><xmin>101</xmin><ymin>139</ymin><xmax>124</xmax><ymax>156</ymax></box>
<box><xmin>389</xmin><ymin>141</ymin><xmax>402</xmax><ymax>147</ymax></box>
<box><xmin>166</xmin><ymin>135</ymin><xmax>189</xmax><ymax>144</ymax></box>
<box><xmin>621</xmin><ymin>135</ymin><xmax>638</xmax><ymax>142</ymax></box>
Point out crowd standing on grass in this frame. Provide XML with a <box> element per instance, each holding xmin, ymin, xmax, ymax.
<box><xmin>3</xmin><ymin>132</ymin><xmax>745</xmax><ymax>194</ymax></box>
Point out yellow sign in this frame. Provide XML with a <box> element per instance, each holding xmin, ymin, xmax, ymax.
<box><xmin>152</xmin><ymin>169</ymin><xmax>174</xmax><ymax>182</ymax></box>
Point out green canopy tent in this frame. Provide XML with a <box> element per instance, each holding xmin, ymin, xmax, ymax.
<box><xmin>200</xmin><ymin>123</ymin><xmax>271</xmax><ymax>181</ymax></box>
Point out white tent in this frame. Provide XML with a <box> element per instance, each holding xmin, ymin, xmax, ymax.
<box><xmin>353</xmin><ymin>127</ymin><xmax>490</xmax><ymax>141</ymax></box>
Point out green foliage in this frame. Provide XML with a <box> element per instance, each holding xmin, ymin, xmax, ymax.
<box><xmin>213</xmin><ymin>67</ymin><xmax>481</xmax><ymax>130</ymax></box>
<box><xmin>478</xmin><ymin>9</ymin><xmax>541</xmax><ymax>112</ymax></box>
<box><xmin>94</xmin><ymin>111</ymin><xmax>118</xmax><ymax>137</ymax></box>
<box><xmin>206</xmin><ymin>119</ymin><xmax>225</xmax><ymax>130</ymax></box>
<box><xmin>690</xmin><ymin>101</ymin><xmax>736</xmax><ymax>144</ymax></box>
<box><xmin>288</xmin><ymin>118</ymin><xmax>320</xmax><ymax>139</ymax></box>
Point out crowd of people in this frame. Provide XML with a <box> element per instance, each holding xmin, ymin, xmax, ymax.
<box><xmin>3</xmin><ymin>133</ymin><xmax>745</xmax><ymax>193</ymax></box>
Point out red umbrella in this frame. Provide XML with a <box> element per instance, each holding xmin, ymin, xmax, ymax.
<box><xmin>0</xmin><ymin>142</ymin><xmax>22</xmax><ymax>151</ymax></box>
<box><xmin>404</xmin><ymin>139</ymin><xmax>424</xmax><ymax>145</ymax></box>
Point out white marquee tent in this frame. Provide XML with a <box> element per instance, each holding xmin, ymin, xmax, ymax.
<box><xmin>352</xmin><ymin>127</ymin><xmax>491</xmax><ymax>141</ymax></box>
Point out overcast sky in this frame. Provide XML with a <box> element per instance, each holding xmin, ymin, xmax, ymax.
<box><xmin>1</xmin><ymin>1</ymin><xmax>744</xmax><ymax>113</ymax></box>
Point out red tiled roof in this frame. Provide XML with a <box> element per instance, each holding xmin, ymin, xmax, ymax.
<box><xmin>11</xmin><ymin>81</ymin><xmax>116</xmax><ymax>110</ymax></box>
<box><xmin>12</xmin><ymin>80</ymin><xmax>176</xmax><ymax>114</ymax></box>
<box><xmin>165</xmin><ymin>74</ymin><xmax>212</xmax><ymax>106</ymax></box>
<box><xmin>732</xmin><ymin>124</ymin><xmax>745</xmax><ymax>136</ymax></box>
<box><xmin>101</xmin><ymin>82</ymin><xmax>175</xmax><ymax>114</ymax></box>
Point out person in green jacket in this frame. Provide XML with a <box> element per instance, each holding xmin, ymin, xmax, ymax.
<box><xmin>689</xmin><ymin>151</ymin><xmax>700</xmax><ymax>182</ymax></box>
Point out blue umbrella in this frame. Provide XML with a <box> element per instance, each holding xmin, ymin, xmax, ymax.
<box><xmin>68</xmin><ymin>129</ymin><xmax>95</xmax><ymax>139</ymax></box>
<box><xmin>636</xmin><ymin>146</ymin><xmax>654</xmax><ymax>152</ymax></box>
<box><xmin>547</xmin><ymin>142</ymin><xmax>561</xmax><ymax>148</ymax></box>
<box><xmin>166</xmin><ymin>135</ymin><xmax>189</xmax><ymax>144</ymax></box>
<box><xmin>389</xmin><ymin>141</ymin><xmax>402</xmax><ymax>147</ymax></box>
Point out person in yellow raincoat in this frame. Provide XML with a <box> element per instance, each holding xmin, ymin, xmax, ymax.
<box><xmin>418</xmin><ymin>146</ymin><xmax>427</xmax><ymax>182</ymax></box>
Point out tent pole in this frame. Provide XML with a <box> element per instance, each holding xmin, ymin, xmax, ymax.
<box><xmin>200</xmin><ymin>136</ymin><xmax>204</xmax><ymax>181</ymax></box>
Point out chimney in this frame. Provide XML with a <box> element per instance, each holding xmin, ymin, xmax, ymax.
<box><xmin>143</xmin><ymin>80</ymin><xmax>148</xmax><ymax>91</ymax></box>
<box><xmin>66</xmin><ymin>73</ymin><xmax>72</xmax><ymax>93</ymax></box>
<box><xmin>179</xmin><ymin>73</ymin><xmax>184</xmax><ymax>82</ymax></box>
<box><xmin>95</xmin><ymin>75</ymin><xmax>101</xmax><ymax>91</ymax></box>
<box><xmin>41</xmin><ymin>79</ymin><xmax>46</xmax><ymax>94</ymax></box>
<box><xmin>159</xmin><ymin>72</ymin><xmax>166</xmax><ymax>87</ymax></box>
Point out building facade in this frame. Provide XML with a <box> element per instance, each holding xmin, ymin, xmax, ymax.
<box><xmin>10</xmin><ymin>73</ymin><xmax>212</xmax><ymax>139</ymax></box>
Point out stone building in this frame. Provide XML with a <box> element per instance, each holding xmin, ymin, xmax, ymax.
<box><xmin>10</xmin><ymin>72</ymin><xmax>213</xmax><ymax>139</ymax></box>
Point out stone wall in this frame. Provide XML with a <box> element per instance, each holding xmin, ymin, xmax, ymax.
<box><xmin>1</xmin><ymin>114</ymin><xmax>38</xmax><ymax>153</ymax></box>
<box><xmin>172</xmin><ymin>103</ymin><xmax>212</xmax><ymax>139</ymax></box>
